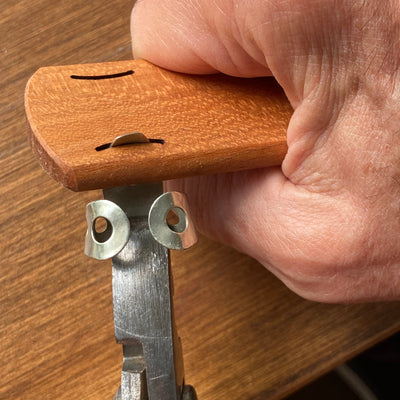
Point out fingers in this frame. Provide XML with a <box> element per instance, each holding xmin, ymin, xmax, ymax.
<box><xmin>131</xmin><ymin>0</ymin><xmax>272</xmax><ymax>77</ymax></box>
<box><xmin>165</xmin><ymin>168</ymin><xmax>286</xmax><ymax>257</ymax></box>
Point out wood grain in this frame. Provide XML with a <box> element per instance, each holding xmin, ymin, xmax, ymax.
<box><xmin>2</xmin><ymin>1</ymin><xmax>400</xmax><ymax>400</ymax></box>
<box><xmin>25</xmin><ymin>60</ymin><xmax>290</xmax><ymax>191</ymax></box>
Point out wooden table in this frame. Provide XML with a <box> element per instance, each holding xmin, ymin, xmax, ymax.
<box><xmin>2</xmin><ymin>1</ymin><xmax>400</xmax><ymax>399</ymax></box>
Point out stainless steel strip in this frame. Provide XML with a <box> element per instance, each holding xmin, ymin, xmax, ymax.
<box><xmin>104</xmin><ymin>184</ymin><xmax>184</xmax><ymax>400</ymax></box>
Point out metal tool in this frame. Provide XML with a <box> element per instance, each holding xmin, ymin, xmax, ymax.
<box><xmin>85</xmin><ymin>182</ymin><xmax>198</xmax><ymax>400</ymax></box>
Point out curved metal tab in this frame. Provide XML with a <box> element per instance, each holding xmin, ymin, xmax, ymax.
<box><xmin>110</xmin><ymin>132</ymin><xmax>149</xmax><ymax>147</ymax></box>
<box><xmin>148</xmin><ymin>192</ymin><xmax>197</xmax><ymax>250</ymax></box>
<box><xmin>85</xmin><ymin>199</ymin><xmax>130</xmax><ymax>260</ymax></box>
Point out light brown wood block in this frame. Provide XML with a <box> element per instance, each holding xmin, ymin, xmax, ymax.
<box><xmin>25</xmin><ymin>59</ymin><xmax>291</xmax><ymax>191</ymax></box>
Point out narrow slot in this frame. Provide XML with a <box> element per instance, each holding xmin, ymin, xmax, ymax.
<box><xmin>71</xmin><ymin>70</ymin><xmax>134</xmax><ymax>80</ymax></box>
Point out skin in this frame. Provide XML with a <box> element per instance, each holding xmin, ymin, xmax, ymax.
<box><xmin>131</xmin><ymin>0</ymin><xmax>400</xmax><ymax>302</ymax></box>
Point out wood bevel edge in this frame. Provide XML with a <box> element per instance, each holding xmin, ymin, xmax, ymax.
<box><xmin>72</xmin><ymin>141</ymin><xmax>288</xmax><ymax>191</ymax></box>
<box><xmin>25</xmin><ymin>70</ymin><xmax>79</xmax><ymax>191</ymax></box>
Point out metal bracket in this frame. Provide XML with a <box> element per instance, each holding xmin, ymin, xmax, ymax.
<box><xmin>85</xmin><ymin>183</ymin><xmax>197</xmax><ymax>400</ymax></box>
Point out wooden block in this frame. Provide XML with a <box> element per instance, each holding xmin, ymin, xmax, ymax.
<box><xmin>25</xmin><ymin>59</ymin><xmax>291</xmax><ymax>191</ymax></box>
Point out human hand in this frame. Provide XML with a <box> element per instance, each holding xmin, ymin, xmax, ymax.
<box><xmin>131</xmin><ymin>0</ymin><xmax>400</xmax><ymax>302</ymax></box>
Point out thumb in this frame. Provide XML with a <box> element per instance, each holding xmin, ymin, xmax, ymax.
<box><xmin>131</xmin><ymin>0</ymin><xmax>273</xmax><ymax>77</ymax></box>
